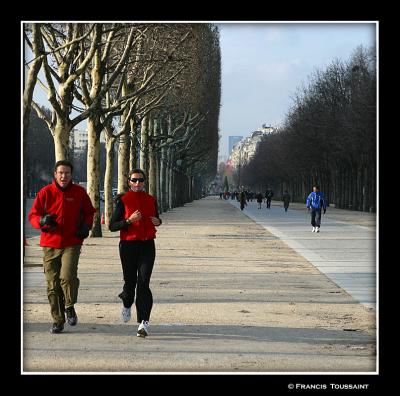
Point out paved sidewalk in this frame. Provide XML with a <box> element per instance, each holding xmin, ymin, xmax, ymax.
<box><xmin>229</xmin><ymin>199</ymin><xmax>377</xmax><ymax>308</ymax></box>
<box><xmin>22</xmin><ymin>197</ymin><xmax>376</xmax><ymax>373</ymax></box>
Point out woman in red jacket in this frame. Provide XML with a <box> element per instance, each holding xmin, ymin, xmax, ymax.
<box><xmin>109</xmin><ymin>169</ymin><xmax>162</xmax><ymax>338</ymax></box>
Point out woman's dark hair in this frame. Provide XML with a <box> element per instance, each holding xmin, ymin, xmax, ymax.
<box><xmin>54</xmin><ymin>160</ymin><xmax>73</xmax><ymax>173</ymax></box>
<box><xmin>128</xmin><ymin>168</ymin><xmax>146</xmax><ymax>180</ymax></box>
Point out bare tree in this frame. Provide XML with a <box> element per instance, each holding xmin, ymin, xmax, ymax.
<box><xmin>27</xmin><ymin>23</ymin><xmax>101</xmax><ymax>160</ymax></box>
<box><xmin>23</xmin><ymin>23</ymin><xmax>45</xmax><ymax>245</ymax></box>
<box><xmin>242</xmin><ymin>45</ymin><xmax>376</xmax><ymax>212</ymax></box>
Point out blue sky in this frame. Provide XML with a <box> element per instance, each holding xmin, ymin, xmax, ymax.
<box><xmin>217</xmin><ymin>22</ymin><xmax>377</xmax><ymax>160</ymax></box>
<box><xmin>28</xmin><ymin>22</ymin><xmax>377</xmax><ymax>161</ymax></box>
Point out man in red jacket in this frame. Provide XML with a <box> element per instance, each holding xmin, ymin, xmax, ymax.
<box><xmin>28</xmin><ymin>160</ymin><xmax>96</xmax><ymax>334</ymax></box>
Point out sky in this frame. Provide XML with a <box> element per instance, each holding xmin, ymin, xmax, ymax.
<box><xmin>28</xmin><ymin>22</ymin><xmax>377</xmax><ymax>162</ymax></box>
<box><xmin>217</xmin><ymin>22</ymin><xmax>377</xmax><ymax>161</ymax></box>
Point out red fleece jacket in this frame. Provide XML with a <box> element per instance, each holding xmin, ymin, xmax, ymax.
<box><xmin>28</xmin><ymin>180</ymin><xmax>96</xmax><ymax>248</ymax></box>
<box><xmin>119</xmin><ymin>190</ymin><xmax>158</xmax><ymax>241</ymax></box>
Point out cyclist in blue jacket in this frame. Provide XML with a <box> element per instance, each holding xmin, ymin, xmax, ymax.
<box><xmin>306</xmin><ymin>185</ymin><xmax>327</xmax><ymax>233</ymax></box>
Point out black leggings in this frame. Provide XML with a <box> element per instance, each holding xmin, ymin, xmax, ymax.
<box><xmin>118</xmin><ymin>239</ymin><xmax>155</xmax><ymax>323</ymax></box>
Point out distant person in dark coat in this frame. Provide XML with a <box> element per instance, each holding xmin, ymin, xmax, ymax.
<box><xmin>255</xmin><ymin>192</ymin><xmax>263</xmax><ymax>209</ymax></box>
<box><xmin>239</xmin><ymin>188</ymin><xmax>247</xmax><ymax>211</ymax></box>
<box><xmin>282</xmin><ymin>190</ymin><xmax>291</xmax><ymax>212</ymax></box>
<box><xmin>265</xmin><ymin>188</ymin><xmax>274</xmax><ymax>209</ymax></box>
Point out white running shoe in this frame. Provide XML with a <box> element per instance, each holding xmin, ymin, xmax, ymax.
<box><xmin>122</xmin><ymin>307</ymin><xmax>131</xmax><ymax>323</ymax></box>
<box><xmin>312</xmin><ymin>227</ymin><xmax>315</xmax><ymax>232</ymax></box>
<box><xmin>316</xmin><ymin>227</ymin><xmax>320</xmax><ymax>233</ymax></box>
<box><xmin>137</xmin><ymin>320</ymin><xmax>149</xmax><ymax>337</ymax></box>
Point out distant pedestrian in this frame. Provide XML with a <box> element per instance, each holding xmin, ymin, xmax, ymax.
<box><xmin>265</xmin><ymin>188</ymin><xmax>274</xmax><ymax>209</ymax></box>
<box><xmin>282</xmin><ymin>190</ymin><xmax>291</xmax><ymax>212</ymax></box>
<box><xmin>28</xmin><ymin>160</ymin><xmax>96</xmax><ymax>334</ymax></box>
<box><xmin>239</xmin><ymin>188</ymin><xmax>247</xmax><ymax>211</ymax></box>
<box><xmin>306</xmin><ymin>184</ymin><xmax>327</xmax><ymax>233</ymax></box>
<box><xmin>255</xmin><ymin>192</ymin><xmax>263</xmax><ymax>209</ymax></box>
<box><xmin>109</xmin><ymin>168</ymin><xmax>162</xmax><ymax>338</ymax></box>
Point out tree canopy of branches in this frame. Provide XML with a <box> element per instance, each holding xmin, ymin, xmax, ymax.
<box><xmin>240</xmin><ymin>45</ymin><xmax>376</xmax><ymax>212</ymax></box>
<box><xmin>23</xmin><ymin>22</ymin><xmax>221</xmax><ymax>235</ymax></box>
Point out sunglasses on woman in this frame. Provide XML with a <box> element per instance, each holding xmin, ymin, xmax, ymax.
<box><xmin>130</xmin><ymin>178</ymin><xmax>145</xmax><ymax>183</ymax></box>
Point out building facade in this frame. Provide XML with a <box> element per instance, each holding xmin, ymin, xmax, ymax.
<box><xmin>69</xmin><ymin>128</ymin><xmax>88</xmax><ymax>153</ymax></box>
<box><xmin>228</xmin><ymin>135</ymin><xmax>243</xmax><ymax>156</ymax></box>
<box><xmin>229</xmin><ymin>125</ymin><xmax>275</xmax><ymax>169</ymax></box>
<box><xmin>69</xmin><ymin>128</ymin><xmax>106</xmax><ymax>153</ymax></box>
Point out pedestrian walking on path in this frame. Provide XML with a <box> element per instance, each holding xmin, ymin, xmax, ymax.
<box><xmin>265</xmin><ymin>188</ymin><xmax>273</xmax><ymax>209</ymax></box>
<box><xmin>239</xmin><ymin>188</ymin><xmax>247</xmax><ymax>211</ymax></box>
<box><xmin>28</xmin><ymin>160</ymin><xmax>96</xmax><ymax>334</ymax></box>
<box><xmin>255</xmin><ymin>191</ymin><xmax>263</xmax><ymax>209</ymax></box>
<box><xmin>282</xmin><ymin>190</ymin><xmax>291</xmax><ymax>212</ymax></box>
<box><xmin>306</xmin><ymin>184</ymin><xmax>327</xmax><ymax>233</ymax></box>
<box><xmin>109</xmin><ymin>168</ymin><xmax>162</xmax><ymax>338</ymax></box>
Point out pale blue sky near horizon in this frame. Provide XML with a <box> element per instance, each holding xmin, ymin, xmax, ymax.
<box><xmin>217</xmin><ymin>21</ymin><xmax>376</xmax><ymax>160</ymax></box>
<box><xmin>28</xmin><ymin>22</ymin><xmax>377</xmax><ymax>162</ymax></box>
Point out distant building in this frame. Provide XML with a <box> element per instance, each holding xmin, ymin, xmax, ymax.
<box><xmin>260</xmin><ymin>124</ymin><xmax>274</xmax><ymax>134</ymax></box>
<box><xmin>70</xmin><ymin>128</ymin><xmax>88</xmax><ymax>153</ymax></box>
<box><xmin>69</xmin><ymin>128</ymin><xmax>106</xmax><ymax>153</ymax></box>
<box><xmin>228</xmin><ymin>135</ymin><xmax>243</xmax><ymax>156</ymax></box>
<box><xmin>228</xmin><ymin>125</ymin><xmax>275</xmax><ymax>169</ymax></box>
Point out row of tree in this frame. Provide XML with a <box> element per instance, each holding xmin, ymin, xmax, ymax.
<box><xmin>24</xmin><ymin>23</ymin><xmax>221</xmax><ymax>236</ymax></box>
<box><xmin>25</xmin><ymin>109</ymin><xmax>117</xmax><ymax>196</ymax></box>
<box><xmin>234</xmin><ymin>45</ymin><xmax>376</xmax><ymax>212</ymax></box>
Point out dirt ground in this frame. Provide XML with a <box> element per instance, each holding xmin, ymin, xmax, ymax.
<box><xmin>23</xmin><ymin>198</ymin><xmax>376</xmax><ymax>373</ymax></box>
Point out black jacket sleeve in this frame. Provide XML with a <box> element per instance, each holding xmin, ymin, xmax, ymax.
<box><xmin>108</xmin><ymin>196</ymin><xmax>129</xmax><ymax>232</ymax></box>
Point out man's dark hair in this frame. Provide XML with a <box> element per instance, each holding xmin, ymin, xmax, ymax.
<box><xmin>128</xmin><ymin>168</ymin><xmax>146</xmax><ymax>180</ymax></box>
<box><xmin>54</xmin><ymin>160</ymin><xmax>74</xmax><ymax>173</ymax></box>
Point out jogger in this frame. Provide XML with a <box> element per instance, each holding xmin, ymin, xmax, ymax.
<box><xmin>306</xmin><ymin>184</ymin><xmax>327</xmax><ymax>233</ymax></box>
<box><xmin>109</xmin><ymin>168</ymin><xmax>162</xmax><ymax>338</ymax></box>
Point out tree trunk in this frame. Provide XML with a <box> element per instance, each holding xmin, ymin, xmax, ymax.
<box><xmin>168</xmin><ymin>149</ymin><xmax>174</xmax><ymax>210</ymax></box>
<box><xmin>117</xmin><ymin>82</ymin><xmax>131</xmax><ymax>194</ymax></box>
<box><xmin>23</xmin><ymin>24</ymin><xmax>44</xmax><ymax>250</ymax></box>
<box><xmin>140</xmin><ymin>115</ymin><xmax>149</xmax><ymax>173</ymax></box>
<box><xmin>104</xmin><ymin>136</ymin><xmax>116</xmax><ymax>226</ymax></box>
<box><xmin>346</xmin><ymin>166</ymin><xmax>351</xmax><ymax>209</ymax></box>
<box><xmin>117</xmin><ymin>133</ymin><xmax>130</xmax><ymax>194</ymax></box>
<box><xmin>148</xmin><ymin>117</ymin><xmax>157</xmax><ymax>197</ymax></box>
<box><xmin>160</xmin><ymin>146</ymin><xmax>167</xmax><ymax>212</ymax></box>
<box><xmin>129</xmin><ymin>119</ymin><xmax>138</xmax><ymax>170</ymax></box>
<box><xmin>87</xmin><ymin>116</ymin><xmax>102</xmax><ymax>237</ymax></box>
<box><xmin>370</xmin><ymin>158</ymin><xmax>376</xmax><ymax>212</ymax></box>
<box><xmin>53</xmin><ymin>120</ymin><xmax>73</xmax><ymax>161</ymax></box>
<box><xmin>156</xmin><ymin>153</ymin><xmax>162</xmax><ymax>212</ymax></box>
<box><xmin>357</xmin><ymin>163</ymin><xmax>363</xmax><ymax>211</ymax></box>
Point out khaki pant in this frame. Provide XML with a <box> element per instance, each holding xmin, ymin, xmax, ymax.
<box><xmin>43</xmin><ymin>245</ymin><xmax>81</xmax><ymax>324</ymax></box>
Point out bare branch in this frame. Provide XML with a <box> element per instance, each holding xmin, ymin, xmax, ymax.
<box><xmin>31</xmin><ymin>101</ymin><xmax>53</xmax><ymax>134</ymax></box>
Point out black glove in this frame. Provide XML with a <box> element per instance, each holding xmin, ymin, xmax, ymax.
<box><xmin>39</xmin><ymin>214</ymin><xmax>57</xmax><ymax>227</ymax></box>
<box><xmin>76</xmin><ymin>223</ymin><xmax>90</xmax><ymax>239</ymax></box>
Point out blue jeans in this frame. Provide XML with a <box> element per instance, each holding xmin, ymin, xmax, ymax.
<box><xmin>310</xmin><ymin>208</ymin><xmax>322</xmax><ymax>227</ymax></box>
